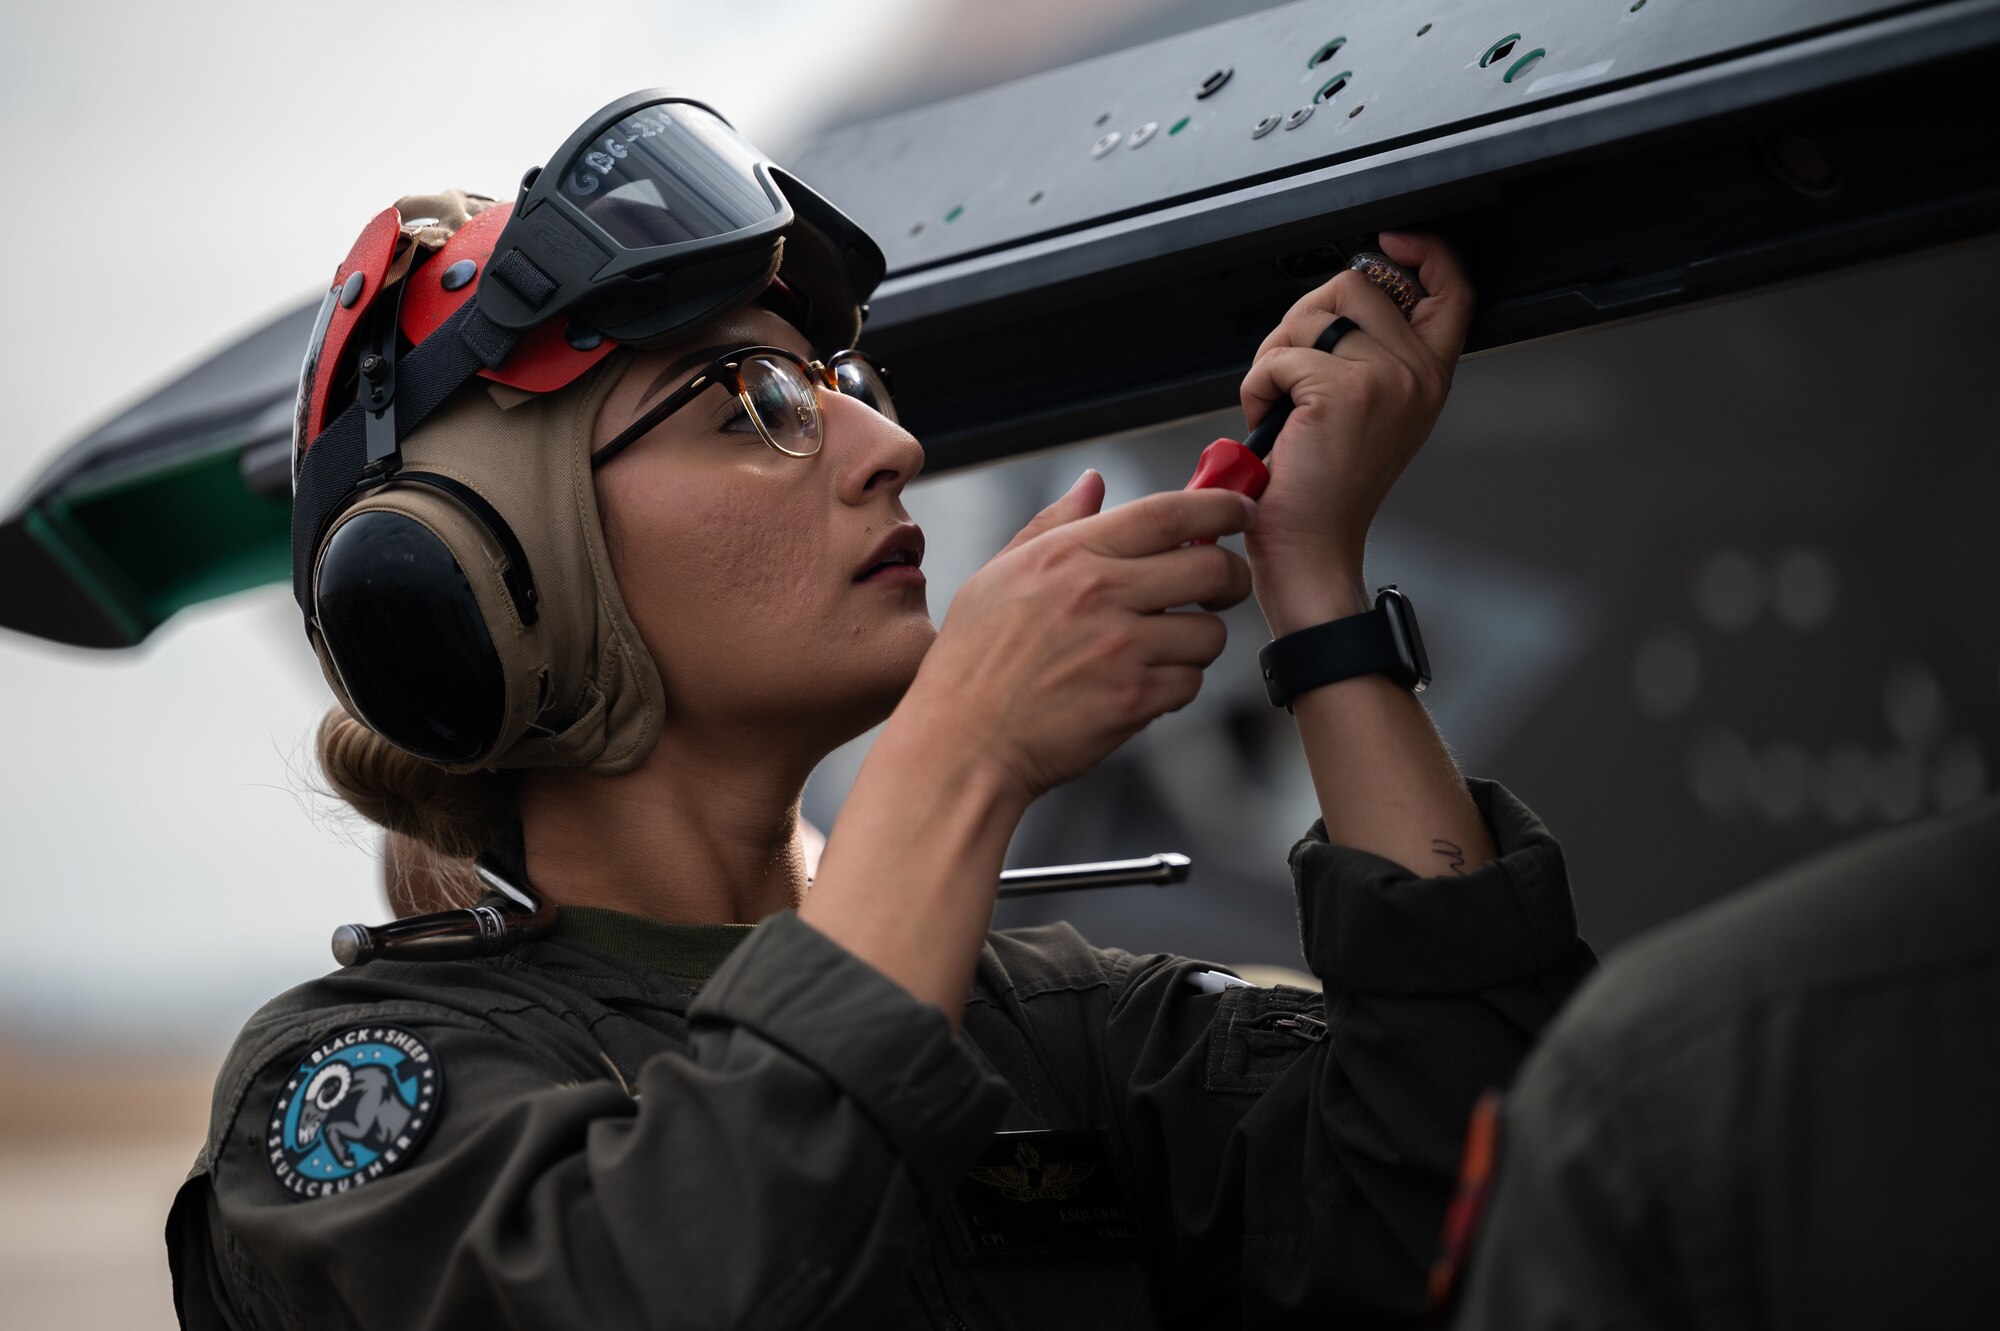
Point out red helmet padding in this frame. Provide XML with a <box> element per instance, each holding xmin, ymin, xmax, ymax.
<box><xmin>305</xmin><ymin>206</ymin><xmax>403</xmax><ymax>443</ymax></box>
<box><xmin>398</xmin><ymin>202</ymin><xmax>617</xmax><ymax>394</ymax></box>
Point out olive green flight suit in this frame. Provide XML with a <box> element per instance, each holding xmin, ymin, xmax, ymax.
<box><xmin>166</xmin><ymin>778</ymin><xmax>1593</xmax><ymax>1329</ymax></box>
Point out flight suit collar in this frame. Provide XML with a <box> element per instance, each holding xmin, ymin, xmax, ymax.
<box><xmin>552</xmin><ymin>906</ymin><xmax>757</xmax><ymax>984</ymax></box>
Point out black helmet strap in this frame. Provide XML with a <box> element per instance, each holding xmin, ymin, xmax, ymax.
<box><xmin>291</xmin><ymin>288</ymin><xmax>527</xmax><ymax>620</ymax></box>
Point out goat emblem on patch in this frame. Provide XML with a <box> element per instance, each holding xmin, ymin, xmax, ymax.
<box><xmin>266</xmin><ymin>1024</ymin><xmax>443</xmax><ymax>1201</ymax></box>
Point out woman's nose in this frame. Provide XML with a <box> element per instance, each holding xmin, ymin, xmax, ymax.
<box><xmin>824</xmin><ymin>388</ymin><xmax>925</xmax><ymax>505</ymax></box>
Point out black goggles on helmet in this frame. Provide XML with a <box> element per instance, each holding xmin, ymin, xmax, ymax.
<box><xmin>289</xmin><ymin>89</ymin><xmax>886</xmax><ymax>622</ymax></box>
<box><xmin>482</xmin><ymin>94</ymin><xmax>840</xmax><ymax>342</ymax></box>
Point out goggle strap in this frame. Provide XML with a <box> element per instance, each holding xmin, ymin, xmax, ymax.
<box><xmin>458</xmin><ymin>296</ymin><xmax>522</xmax><ymax>370</ymax></box>
<box><xmin>291</xmin><ymin>294</ymin><xmax>524</xmax><ymax>619</ymax></box>
<box><xmin>485</xmin><ymin>248</ymin><xmax>559</xmax><ymax>315</ymax></box>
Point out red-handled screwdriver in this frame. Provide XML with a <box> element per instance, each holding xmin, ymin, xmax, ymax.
<box><xmin>1185</xmin><ymin>251</ymin><xmax>1427</xmax><ymax>523</ymax></box>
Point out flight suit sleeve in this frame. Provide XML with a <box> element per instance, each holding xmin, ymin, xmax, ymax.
<box><xmin>175</xmin><ymin>910</ymin><xmax>1011</xmax><ymax>1331</ymax></box>
<box><xmin>1101</xmin><ymin>777</ymin><xmax>1597</xmax><ymax>1324</ymax></box>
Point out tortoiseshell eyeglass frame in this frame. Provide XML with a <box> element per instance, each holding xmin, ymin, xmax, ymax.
<box><xmin>589</xmin><ymin>345</ymin><xmax>895</xmax><ymax>470</ymax></box>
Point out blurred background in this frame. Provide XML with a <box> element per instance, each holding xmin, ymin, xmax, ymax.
<box><xmin>2</xmin><ymin>1</ymin><xmax>1994</xmax><ymax>1326</ymax></box>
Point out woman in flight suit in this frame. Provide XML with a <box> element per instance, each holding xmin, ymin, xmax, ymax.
<box><xmin>167</xmin><ymin>93</ymin><xmax>1592</xmax><ymax>1329</ymax></box>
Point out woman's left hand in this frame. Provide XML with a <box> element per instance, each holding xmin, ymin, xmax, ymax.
<box><xmin>1239</xmin><ymin>230</ymin><xmax>1475</xmax><ymax>635</ymax></box>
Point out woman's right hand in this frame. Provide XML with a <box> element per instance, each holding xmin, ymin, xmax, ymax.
<box><xmin>807</xmin><ymin>474</ymin><xmax>1250</xmax><ymax>1020</ymax></box>
<box><xmin>901</xmin><ymin>471</ymin><xmax>1255</xmax><ymax>802</ymax></box>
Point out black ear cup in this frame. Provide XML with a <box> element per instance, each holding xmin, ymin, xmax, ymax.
<box><xmin>314</xmin><ymin>509</ymin><xmax>508</xmax><ymax>764</ymax></box>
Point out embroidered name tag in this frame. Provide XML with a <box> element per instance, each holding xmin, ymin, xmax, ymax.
<box><xmin>949</xmin><ymin>1130</ymin><xmax>1142</xmax><ymax>1259</ymax></box>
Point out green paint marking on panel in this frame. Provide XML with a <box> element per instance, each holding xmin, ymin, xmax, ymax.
<box><xmin>64</xmin><ymin>444</ymin><xmax>292</xmax><ymax>624</ymax></box>
<box><xmin>20</xmin><ymin>505</ymin><xmax>147</xmax><ymax>644</ymax></box>
<box><xmin>23</xmin><ymin>440</ymin><xmax>296</xmax><ymax>643</ymax></box>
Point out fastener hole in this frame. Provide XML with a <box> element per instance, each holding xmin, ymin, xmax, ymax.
<box><xmin>1094</xmin><ymin>111</ymin><xmax>1111</xmax><ymax>126</ymax></box>
<box><xmin>1630</xmin><ymin>0</ymin><xmax>1646</xmax><ymax>9</ymax></box>
<box><xmin>1308</xmin><ymin>37</ymin><xmax>1347</xmax><ymax>68</ymax></box>
<box><xmin>1349</xmin><ymin>104</ymin><xmax>1365</xmax><ymax>118</ymax></box>
<box><xmin>1028</xmin><ymin>190</ymin><xmax>1044</xmax><ymax>204</ymax></box>
<box><xmin>909</xmin><ymin>222</ymin><xmax>924</xmax><ymax>236</ymax></box>
<box><xmin>1417</xmin><ymin>23</ymin><xmax>1433</xmax><ymax>36</ymax></box>
<box><xmin>1503</xmin><ymin>48</ymin><xmax>1546</xmax><ymax>83</ymax></box>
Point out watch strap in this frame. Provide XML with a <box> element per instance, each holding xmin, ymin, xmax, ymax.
<box><xmin>1258</xmin><ymin>604</ymin><xmax>1407</xmax><ymax>710</ymax></box>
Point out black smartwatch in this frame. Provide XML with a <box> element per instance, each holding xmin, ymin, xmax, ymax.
<box><xmin>1258</xmin><ymin>585</ymin><xmax>1431</xmax><ymax>710</ymax></box>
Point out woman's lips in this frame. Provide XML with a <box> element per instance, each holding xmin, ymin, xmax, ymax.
<box><xmin>852</xmin><ymin>524</ymin><xmax>926</xmax><ymax>584</ymax></box>
<box><xmin>856</xmin><ymin>562</ymin><xmax>926</xmax><ymax>587</ymax></box>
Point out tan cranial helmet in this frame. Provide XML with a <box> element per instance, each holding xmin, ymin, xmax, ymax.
<box><xmin>310</xmin><ymin>328</ymin><xmax>664</xmax><ymax>775</ymax></box>
<box><xmin>298</xmin><ymin>165</ymin><xmax>883</xmax><ymax>775</ymax></box>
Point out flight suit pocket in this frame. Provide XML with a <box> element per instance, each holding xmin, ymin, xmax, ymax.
<box><xmin>1204</xmin><ymin>984</ymin><xmax>1326</xmax><ymax>1094</ymax></box>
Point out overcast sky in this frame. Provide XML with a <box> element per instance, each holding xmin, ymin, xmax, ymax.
<box><xmin>0</xmin><ymin>0</ymin><xmax>930</xmax><ymax>1048</ymax></box>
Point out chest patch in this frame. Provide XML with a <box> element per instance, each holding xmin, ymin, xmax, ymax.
<box><xmin>949</xmin><ymin>1130</ymin><xmax>1142</xmax><ymax>1259</ymax></box>
<box><xmin>266</xmin><ymin>1024</ymin><xmax>442</xmax><ymax>1201</ymax></box>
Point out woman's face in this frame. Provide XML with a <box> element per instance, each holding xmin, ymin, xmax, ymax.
<box><xmin>590</xmin><ymin>304</ymin><xmax>933</xmax><ymax>747</ymax></box>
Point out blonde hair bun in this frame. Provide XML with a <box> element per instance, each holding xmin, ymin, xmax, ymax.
<box><xmin>316</xmin><ymin>705</ymin><xmax>516</xmax><ymax>863</ymax></box>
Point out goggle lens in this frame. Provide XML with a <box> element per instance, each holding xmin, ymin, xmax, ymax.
<box><xmin>560</xmin><ymin>101</ymin><xmax>780</xmax><ymax>249</ymax></box>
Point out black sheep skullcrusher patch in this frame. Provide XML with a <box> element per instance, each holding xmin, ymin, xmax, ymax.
<box><xmin>267</xmin><ymin>1025</ymin><xmax>442</xmax><ymax>1201</ymax></box>
<box><xmin>950</xmin><ymin>1130</ymin><xmax>1142</xmax><ymax>1258</ymax></box>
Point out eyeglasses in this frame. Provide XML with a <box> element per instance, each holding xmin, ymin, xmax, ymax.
<box><xmin>590</xmin><ymin>344</ymin><xmax>897</xmax><ymax>469</ymax></box>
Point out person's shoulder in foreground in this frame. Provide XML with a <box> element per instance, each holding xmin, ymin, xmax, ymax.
<box><xmin>1448</xmin><ymin>792</ymin><xmax>2000</xmax><ymax>1330</ymax></box>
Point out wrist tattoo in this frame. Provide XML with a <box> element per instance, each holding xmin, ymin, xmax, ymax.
<box><xmin>1430</xmin><ymin>838</ymin><xmax>1468</xmax><ymax>875</ymax></box>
